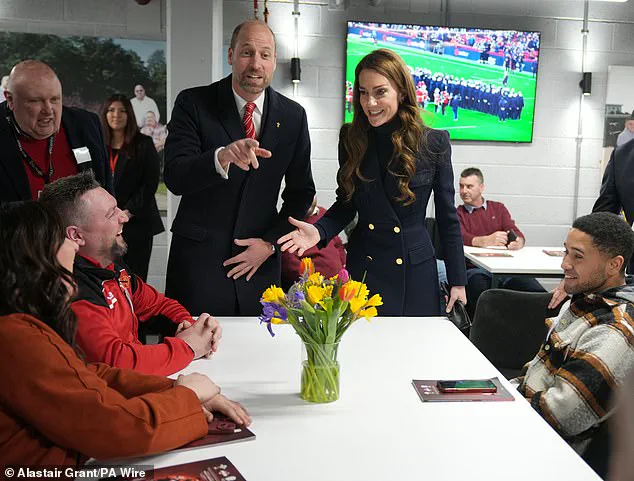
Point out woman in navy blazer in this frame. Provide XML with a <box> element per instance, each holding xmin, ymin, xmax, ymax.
<box><xmin>101</xmin><ymin>94</ymin><xmax>164</xmax><ymax>281</ymax></box>
<box><xmin>279</xmin><ymin>49</ymin><xmax>467</xmax><ymax>316</ymax></box>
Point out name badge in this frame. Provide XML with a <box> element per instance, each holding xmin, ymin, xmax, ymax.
<box><xmin>72</xmin><ymin>146</ymin><xmax>92</xmax><ymax>165</ymax></box>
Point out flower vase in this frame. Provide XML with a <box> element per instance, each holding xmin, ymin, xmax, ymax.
<box><xmin>300</xmin><ymin>341</ymin><xmax>340</xmax><ymax>403</ymax></box>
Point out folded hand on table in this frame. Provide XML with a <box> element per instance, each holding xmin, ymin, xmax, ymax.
<box><xmin>176</xmin><ymin>314</ymin><xmax>222</xmax><ymax>359</ymax></box>
<box><xmin>202</xmin><ymin>394</ymin><xmax>252</xmax><ymax>426</ymax></box>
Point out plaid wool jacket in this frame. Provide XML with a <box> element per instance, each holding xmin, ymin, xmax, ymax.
<box><xmin>517</xmin><ymin>284</ymin><xmax>634</xmax><ymax>453</ymax></box>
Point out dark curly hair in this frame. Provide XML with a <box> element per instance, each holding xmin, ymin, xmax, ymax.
<box><xmin>339</xmin><ymin>48</ymin><xmax>433</xmax><ymax>206</ymax></box>
<box><xmin>573</xmin><ymin>212</ymin><xmax>634</xmax><ymax>274</ymax></box>
<box><xmin>0</xmin><ymin>202</ymin><xmax>77</xmax><ymax>346</ymax></box>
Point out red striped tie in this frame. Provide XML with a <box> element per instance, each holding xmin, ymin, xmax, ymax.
<box><xmin>242</xmin><ymin>102</ymin><xmax>257</xmax><ymax>140</ymax></box>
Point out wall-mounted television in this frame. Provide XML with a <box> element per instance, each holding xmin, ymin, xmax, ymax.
<box><xmin>345</xmin><ymin>22</ymin><xmax>541</xmax><ymax>143</ymax></box>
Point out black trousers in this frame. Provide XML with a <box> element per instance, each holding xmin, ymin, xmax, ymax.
<box><xmin>466</xmin><ymin>267</ymin><xmax>545</xmax><ymax>318</ymax></box>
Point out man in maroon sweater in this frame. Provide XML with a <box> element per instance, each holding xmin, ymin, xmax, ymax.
<box><xmin>457</xmin><ymin>167</ymin><xmax>544</xmax><ymax>316</ymax></box>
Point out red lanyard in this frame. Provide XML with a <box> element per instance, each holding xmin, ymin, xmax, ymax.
<box><xmin>109</xmin><ymin>147</ymin><xmax>120</xmax><ymax>173</ymax></box>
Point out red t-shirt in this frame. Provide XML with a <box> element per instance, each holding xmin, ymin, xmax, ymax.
<box><xmin>20</xmin><ymin>126</ymin><xmax>78</xmax><ymax>199</ymax></box>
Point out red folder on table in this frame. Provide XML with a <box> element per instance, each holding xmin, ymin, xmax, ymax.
<box><xmin>115</xmin><ymin>456</ymin><xmax>246</xmax><ymax>480</ymax></box>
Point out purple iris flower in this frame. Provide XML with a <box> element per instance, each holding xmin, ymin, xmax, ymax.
<box><xmin>259</xmin><ymin>302</ymin><xmax>288</xmax><ymax>337</ymax></box>
<box><xmin>288</xmin><ymin>287</ymin><xmax>305</xmax><ymax>308</ymax></box>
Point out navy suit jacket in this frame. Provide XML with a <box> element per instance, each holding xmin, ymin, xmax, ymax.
<box><xmin>593</xmin><ymin>139</ymin><xmax>634</xmax><ymax>270</ymax></box>
<box><xmin>317</xmin><ymin>127</ymin><xmax>467</xmax><ymax>316</ymax></box>
<box><xmin>0</xmin><ymin>102</ymin><xmax>111</xmax><ymax>204</ymax></box>
<box><xmin>164</xmin><ymin>75</ymin><xmax>315</xmax><ymax>316</ymax></box>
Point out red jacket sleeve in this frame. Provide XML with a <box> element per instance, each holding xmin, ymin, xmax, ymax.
<box><xmin>72</xmin><ymin>300</ymin><xmax>195</xmax><ymax>376</ymax></box>
<box><xmin>132</xmin><ymin>276</ymin><xmax>193</xmax><ymax>323</ymax></box>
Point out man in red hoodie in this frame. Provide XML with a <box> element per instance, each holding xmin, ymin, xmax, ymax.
<box><xmin>41</xmin><ymin>172</ymin><xmax>222</xmax><ymax>376</ymax></box>
<box><xmin>457</xmin><ymin>167</ymin><xmax>544</xmax><ymax>316</ymax></box>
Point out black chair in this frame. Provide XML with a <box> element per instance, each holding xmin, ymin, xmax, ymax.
<box><xmin>581</xmin><ymin>416</ymin><xmax>612</xmax><ymax>480</ymax></box>
<box><xmin>469</xmin><ymin>289</ymin><xmax>563</xmax><ymax>379</ymax></box>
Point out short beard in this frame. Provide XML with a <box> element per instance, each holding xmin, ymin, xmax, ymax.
<box><xmin>109</xmin><ymin>238</ymin><xmax>128</xmax><ymax>262</ymax></box>
<box><xmin>566</xmin><ymin>270</ymin><xmax>608</xmax><ymax>295</ymax></box>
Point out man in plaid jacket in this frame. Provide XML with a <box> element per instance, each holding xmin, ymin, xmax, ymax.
<box><xmin>517</xmin><ymin>212</ymin><xmax>634</xmax><ymax>453</ymax></box>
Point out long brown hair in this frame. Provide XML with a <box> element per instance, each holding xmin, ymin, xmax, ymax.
<box><xmin>340</xmin><ymin>49</ymin><xmax>429</xmax><ymax>205</ymax></box>
<box><xmin>101</xmin><ymin>93</ymin><xmax>140</xmax><ymax>158</ymax></box>
<box><xmin>0</xmin><ymin>202</ymin><xmax>77</xmax><ymax>346</ymax></box>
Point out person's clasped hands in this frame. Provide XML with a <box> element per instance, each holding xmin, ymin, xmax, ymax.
<box><xmin>176</xmin><ymin>313</ymin><xmax>222</xmax><ymax>359</ymax></box>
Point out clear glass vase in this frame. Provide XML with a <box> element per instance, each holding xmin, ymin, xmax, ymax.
<box><xmin>300</xmin><ymin>341</ymin><xmax>340</xmax><ymax>403</ymax></box>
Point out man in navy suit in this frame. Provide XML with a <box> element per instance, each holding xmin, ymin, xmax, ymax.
<box><xmin>0</xmin><ymin>60</ymin><xmax>110</xmax><ymax>204</ymax></box>
<box><xmin>164</xmin><ymin>20</ymin><xmax>315</xmax><ymax>316</ymax></box>
<box><xmin>593</xmin><ymin>138</ymin><xmax>634</xmax><ymax>272</ymax></box>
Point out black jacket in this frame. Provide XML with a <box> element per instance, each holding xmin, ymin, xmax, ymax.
<box><xmin>163</xmin><ymin>75</ymin><xmax>315</xmax><ymax>316</ymax></box>
<box><xmin>113</xmin><ymin>134</ymin><xmax>164</xmax><ymax>241</ymax></box>
<box><xmin>318</xmin><ymin>127</ymin><xmax>467</xmax><ymax>316</ymax></box>
<box><xmin>593</xmin><ymin>138</ymin><xmax>634</xmax><ymax>271</ymax></box>
<box><xmin>0</xmin><ymin>102</ymin><xmax>111</xmax><ymax>204</ymax></box>
<box><xmin>594</xmin><ymin>139</ymin><xmax>634</xmax><ymax>224</ymax></box>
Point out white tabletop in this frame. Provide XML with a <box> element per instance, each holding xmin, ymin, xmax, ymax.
<box><xmin>114</xmin><ymin>317</ymin><xmax>599</xmax><ymax>481</ymax></box>
<box><xmin>464</xmin><ymin>246</ymin><xmax>565</xmax><ymax>276</ymax></box>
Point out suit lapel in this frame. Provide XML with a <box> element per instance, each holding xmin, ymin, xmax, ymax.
<box><xmin>257</xmin><ymin>87</ymin><xmax>280</xmax><ymax>154</ymax></box>
<box><xmin>218</xmin><ymin>76</ymin><xmax>247</xmax><ymax>143</ymax></box>
<box><xmin>0</xmin><ymin>104</ymin><xmax>32</xmax><ymax>200</ymax></box>
<box><xmin>361</xmin><ymin>134</ymin><xmax>400</xmax><ymax>223</ymax></box>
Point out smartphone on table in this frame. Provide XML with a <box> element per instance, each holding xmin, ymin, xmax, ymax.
<box><xmin>437</xmin><ymin>379</ymin><xmax>497</xmax><ymax>393</ymax></box>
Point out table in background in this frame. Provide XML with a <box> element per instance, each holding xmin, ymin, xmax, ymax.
<box><xmin>112</xmin><ymin>317</ymin><xmax>600</xmax><ymax>481</ymax></box>
<box><xmin>464</xmin><ymin>246</ymin><xmax>565</xmax><ymax>287</ymax></box>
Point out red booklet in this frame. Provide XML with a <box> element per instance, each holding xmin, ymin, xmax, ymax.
<box><xmin>412</xmin><ymin>377</ymin><xmax>515</xmax><ymax>402</ymax></box>
<box><xmin>116</xmin><ymin>456</ymin><xmax>246</xmax><ymax>480</ymax></box>
<box><xmin>179</xmin><ymin>414</ymin><xmax>255</xmax><ymax>452</ymax></box>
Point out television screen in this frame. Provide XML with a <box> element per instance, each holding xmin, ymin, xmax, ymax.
<box><xmin>345</xmin><ymin>22</ymin><xmax>541</xmax><ymax>143</ymax></box>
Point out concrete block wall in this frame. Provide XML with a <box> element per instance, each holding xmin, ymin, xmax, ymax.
<box><xmin>3</xmin><ymin>0</ymin><xmax>634</xmax><ymax>291</ymax></box>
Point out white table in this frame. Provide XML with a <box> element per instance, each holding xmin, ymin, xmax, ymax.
<box><xmin>464</xmin><ymin>246</ymin><xmax>565</xmax><ymax>287</ymax></box>
<box><xmin>114</xmin><ymin>317</ymin><xmax>600</xmax><ymax>481</ymax></box>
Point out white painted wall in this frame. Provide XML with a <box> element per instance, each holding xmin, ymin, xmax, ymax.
<box><xmin>2</xmin><ymin>0</ymin><xmax>634</xmax><ymax>291</ymax></box>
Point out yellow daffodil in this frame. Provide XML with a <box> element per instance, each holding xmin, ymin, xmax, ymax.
<box><xmin>307</xmin><ymin>272</ymin><xmax>324</xmax><ymax>286</ymax></box>
<box><xmin>359</xmin><ymin>306</ymin><xmax>378</xmax><ymax>320</ymax></box>
<box><xmin>300</xmin><ymin>257</ymin><xmax>315</xmax><ymax>276</ymax></box>
<box><xmin>366</xmin><ymin>294</ymin><xmax>383</xmax><ymax>307</ymax></box>
<box><xmin>349</xmin><ymin>296</ymin><xmax>366</xmax><ymax>313</ymax></box>
<box><xmin>307</xmin><ymin>285</ymin><xmax>327</xmax><ymax>305</ymax></box>
<box><xmin>261</xmin><ymin>285</ymin><xmax>285</xmax><ymax>303</ymax></box>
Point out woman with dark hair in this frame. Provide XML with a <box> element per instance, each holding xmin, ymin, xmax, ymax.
<box><xmin>279</xmin><ymin>49</ymin><xmax>467</xmax><ymax>316</ymax></box>
<box><xmin>101</xmin><ymin>93</ymin><xmax>164</xmax><ymax>280</ymax></box>
<box><xmin>0</xmin><ymin>202</ymin><xmax>250</xmax><ymax>466</ymax></box>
